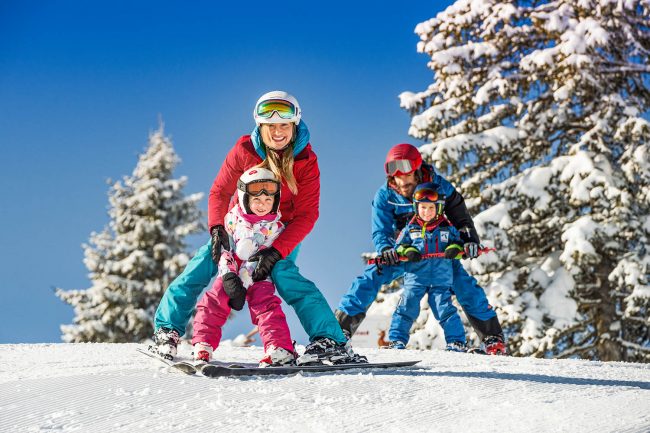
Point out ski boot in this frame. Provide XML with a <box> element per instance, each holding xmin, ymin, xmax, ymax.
<box><xmin>484</xmin><ymin>335</ymin><xmax>508</xmax><ymax>355</ymax></box>
<box><xmin>259</xmin><ymin>346</ymin><xmax>297</xmax><ymax>368</ymax></box>
<box><xmin>296</xmin><ymin>337</ymin><xmax>368</xmax><ymax>365</ymax></box>
<box><xmin>151</xmin><ymin>327</ymin><xmax>180</xmax><ymax>360</ymax></box>
<box><xmin>384</xmin><ymin>341</ymin><xmax>406</xmax><ymax>350</ymax></box>
<box><xmin>445</xmin><ymin>341</ymin><xmax>468</xmax><ymax>353</ymax></box>
<box><xmin>193</xmin><ymin>342</ymin><xmax>213</xmax><ymax>363</ymax></box>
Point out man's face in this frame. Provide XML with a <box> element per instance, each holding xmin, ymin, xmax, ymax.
<box><xmin>392</xmin><ymin>172</ymin><xmax>417</xmax><ymax>198</ymax></box>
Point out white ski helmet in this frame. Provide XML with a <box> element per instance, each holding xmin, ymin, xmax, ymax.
<box><xmin>237</xmin><ymin>167</ymin><xmax>281</xmax><ymax>214</ymax></box>
<box><xmin>253</xmin><ymin>90</ymin><xmax>302</xmax><ymax>126</ymax></box>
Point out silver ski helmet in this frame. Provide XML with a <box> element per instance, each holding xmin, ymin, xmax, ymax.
<box><xmin>253</xmin><ymin>91</ymin><xmax>302</xmax><ymax>126</ymax></box>
<box><xmin>237</xmin><ymin>167</ymin><xmax>281</xmax><ymax>214</ymax></box>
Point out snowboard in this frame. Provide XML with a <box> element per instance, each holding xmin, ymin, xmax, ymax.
<box><xmin>137</xmin><ymin>347</ymin><xmax>420</xmax><ymax>377</ymax></box>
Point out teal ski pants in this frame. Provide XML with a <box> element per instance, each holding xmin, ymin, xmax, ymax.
<box><xmin>154</xmin><ymin>240</ymin><xmax>347</xmax><ymax>343</ymax></box>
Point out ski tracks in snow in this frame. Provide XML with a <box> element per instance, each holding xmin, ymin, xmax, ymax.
<box><xmin>1</xmin><ymin>344</ymin><xmax>649</xmax><ymax>432</ymax></box>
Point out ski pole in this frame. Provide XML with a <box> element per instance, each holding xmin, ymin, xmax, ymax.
<box><xmin>367</xmin><ymin>247</ymin><xmax>496</xmax><ymax>265</ymax></box>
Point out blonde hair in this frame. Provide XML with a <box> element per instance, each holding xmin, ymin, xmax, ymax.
<box><xmin>257</xmin><ymin>125</ymin><xmax>299</xmax><ymax>195</ymax></box>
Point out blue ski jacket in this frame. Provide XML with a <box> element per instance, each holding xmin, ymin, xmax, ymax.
<box><xmin>371</xmin><ymin>164</ymin><xmax>478</xmax><ymax>253</ymax></box>
<box><xmin>395</xmin><ymin>217</ymin><xmax>462</xmax><ymax>287</ymax></box>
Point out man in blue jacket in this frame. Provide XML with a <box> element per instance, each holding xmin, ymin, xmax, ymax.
<box><xmin>335</xmin><ymin>143</ymin><xmax>507</xmax><ymax>354</ymax></box>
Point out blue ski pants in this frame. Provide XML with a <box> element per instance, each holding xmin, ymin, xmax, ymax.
<box><xmin>389</xmin><ymin>284</ymin><xmax>466</xmax><ymax>344</ymax></box>
<box><xmin>336</xmin><ymin>262</ymin><xmax>406</xmax><ymax>316</ymax></box>
<box><xmin>337</xmin><ymin>260</ymin><xmax>496</xmax><ymax>322</ymax></box>
<box><xmin>450</xmin><ymin>260</ymin><xmax>496</xmax><ymax>322</ymax></box>
<box><xmin>154</xmin><ymin>240</ymin><xmax>347</xmax><ymax>343</ymax></box>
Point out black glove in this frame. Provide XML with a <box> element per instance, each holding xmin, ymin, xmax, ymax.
<box><xmin>459</xmin><ymin>226</ymin><xmax>480</xmax><ymax>259</ymax></box>
<box><xmin>444</xmin><ymin>244</ymin><xmax>464</xmax><ymax>259</ymax></box>
<box><xmin>249</xmin><ymin>246</ymin><xmax>283</xmax><ymax>282</ymax></box>
<box><xmin>210</xmin><ymin>225</ymin><xmax>230</xmax><ymax>265</ymax></box>
<box><xmin>222</xmin><ymin>272</ymin><xmax>246</xmax><ymax>311</ymax></box>
<box><xmin>464</xmin><ymin>242</ymin><xmax>480</xmax><ymax>259</ymax></box>
<box><xmin>404</xmin><ymin>249</ymin><xmax>422</xmax><ymax>262</ymax></box>
<box><xmin>380</xmin><ymin>247</ymin><xmax>400</xmax><ymax>266</ymax></box>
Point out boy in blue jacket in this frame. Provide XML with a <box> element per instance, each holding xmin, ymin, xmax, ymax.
<box><xmin>388</xmin><ymin>182</ymin><xmax>467</xmax><ymax>352</ymax></box>
<box><xmin>385</xmin><ymin>182</ymin><xmax>474</xmax><ymax>350</ymax></box>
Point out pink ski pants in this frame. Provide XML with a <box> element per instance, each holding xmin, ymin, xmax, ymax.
<box><xmin>192</xmin><ymin>277</ymin><xmax>293</xmax><ymax>353</ymax></box>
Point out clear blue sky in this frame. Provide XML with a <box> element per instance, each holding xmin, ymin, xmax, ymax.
<box><xmin>0</xmin><ymin>1</ymin><xmax>453</xmax><ymax>344</ymax></box>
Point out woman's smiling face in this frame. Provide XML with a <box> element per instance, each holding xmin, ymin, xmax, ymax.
<box><xmin>260</xmin><ymin>123</ymin><xmax>294</xmax><ymax>150</ymax></box>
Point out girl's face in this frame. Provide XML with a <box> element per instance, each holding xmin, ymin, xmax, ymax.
<box><xmin>260</xmin><ymin>123</ymin><xmax>294</xmax><ymax>150</ymax></box>
<box><xmin>249</xmin><ymin>194</ymin><xmax>274</xmax><ymax>216</ymax></box>
<box><xmin>418</xmin><ymin>202</ymin><xmax>438</xmax><ymax>222</ymax></box>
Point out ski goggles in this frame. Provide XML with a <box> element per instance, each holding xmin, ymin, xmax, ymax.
<box><xmin>255</xmin><ymin>99</ymin><xmax>297</xmax><ymax>120</ymax></box>
<box><xmin>385</xmin><ymin>159</ymin><xmax>416</xmax><ymax>176</ymax></box>
<box><xmin>237</xmin><ymin>179</ymin><xmax>281</xmax><ymax>196</ymax></box>
<box><xmin>413</xmin><ymin>188</ymin><xmax>440</xmax><ymax>203</ymax></box>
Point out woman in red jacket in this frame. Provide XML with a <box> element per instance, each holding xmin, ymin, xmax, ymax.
<box><xmin>152</xmin><ymin>91</ymin><xmax>365</xmax><ymax>365</ymax></box>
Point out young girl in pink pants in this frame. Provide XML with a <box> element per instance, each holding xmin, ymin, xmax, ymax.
<box><xmin>192</xmin><ymin>168</ymin><xmax>295</xmax><ymax>367</ymax></box>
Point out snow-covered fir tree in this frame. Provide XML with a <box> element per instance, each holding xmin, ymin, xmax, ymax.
<box><xmin>57</xmin><ymin>126</ymin><xmax>203</xmax><ymax>343</ymax></box>
<box><xmin>395</xmin><ymin>0</ymin><xmax>650</xmax><ymax>361</ymax></box>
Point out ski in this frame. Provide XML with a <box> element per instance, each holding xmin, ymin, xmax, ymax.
<box><xmin>138</xmin><ymin>347</ymin><xmax>420</xmax><ymax>377</ymax></box>
<box><xmin>136</xmin><ymin>347</ymin><xmax>200</xmax><ymax>374</ymax></box>
<box><xmin>137</xmin><ymin>347</ymin><xmax>261</xmax><ymax>374</ymax></box>
<box><xmin>199</xmin><ymin>360</ymin><xmax>421</xmax><ymax>378</ymax></box>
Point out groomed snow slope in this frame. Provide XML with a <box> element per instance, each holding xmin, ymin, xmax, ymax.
<box><xmin>1</xmin><ymin>343</ymin><xmax>649</xmax><ymax>433</ymax></box>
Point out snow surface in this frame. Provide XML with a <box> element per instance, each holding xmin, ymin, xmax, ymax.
<box><xmin>2</xmin><ymin>343</ymin><xmax>650</xmax><ymax>433</ymax></box>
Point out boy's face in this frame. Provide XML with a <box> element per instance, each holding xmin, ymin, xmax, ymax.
<box><xmin>418</xmin><ymin>202</ymin><xmax>438</xmax><ymax>222</ymax></box>
<box><xmin>249</xmin><ymin>194</ymin><xmax>274</xmax><ymax>216</ymax></box>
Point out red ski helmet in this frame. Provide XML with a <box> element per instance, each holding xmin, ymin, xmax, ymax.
<box><xmin>385</xmin><ymin>143</ymin><xmax>423</xmax><ymax>176</ymax></box>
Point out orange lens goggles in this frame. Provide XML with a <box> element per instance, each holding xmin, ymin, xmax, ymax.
<box><xmin>413</xmin><ymin>188</ymin><xmax>439</xmax><ymax>202</ymax></box>
<box><xmin>242</xmin><ymin>180</ymin><xmax>280</xmax><ymax>196</ymax></box>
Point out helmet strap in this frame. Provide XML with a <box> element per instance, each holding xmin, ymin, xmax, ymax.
<box><xmin>415</xmin><ymin>169</ymin><xmax>423</xmax><ymax>184</ymax></box>
<box><xmin>243</xmin><ymin>195</ymin><xmax>253</xmax><ymax>214</ymax></box>
<box><xmin>271</xmin><ymin>194</ymin><xmax>280</xmax><ymax>214</ymax></box>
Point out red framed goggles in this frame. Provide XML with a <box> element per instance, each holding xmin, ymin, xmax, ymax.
<box><xmin>255</xmin><ymin>99</ymin><xmax>297</xmax><ymax>120</ymax></box>
<box><xmin>413</xmin><ymin>188</ymin><xmax>440</xmax><ymax>202</ymax></box>
<box><xmin>237</xmin><ymin>179</ymin><xmax>281</xmax><ymax>196</ymax></box>
<box><xmin>385</xmin><ymin>159</ymin><xmax>416</xmax><ymax>176</ymax></box>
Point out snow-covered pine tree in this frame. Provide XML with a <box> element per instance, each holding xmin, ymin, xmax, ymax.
<box><xmin>399</xmin><ymin>0</ymin><xmax>650</xmax><ymax>361</ymax></box>
<box><xmin>56</xmin><ymin>126</ymin><xmax>204</xmax><ymax>343</ymax></box>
